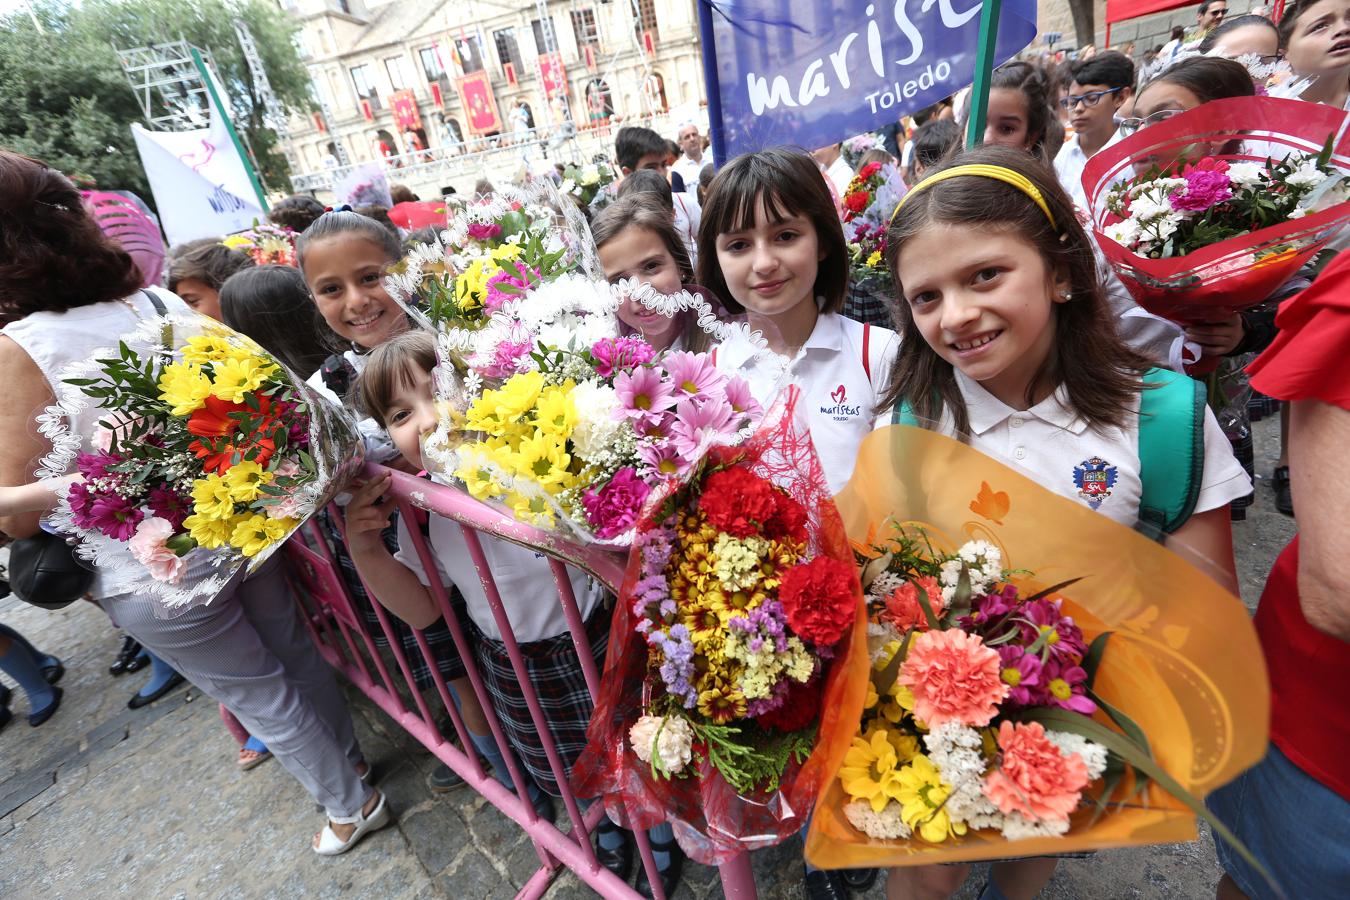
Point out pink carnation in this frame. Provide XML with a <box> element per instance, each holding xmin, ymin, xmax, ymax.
<box><xmin>581</xmin><ymin>467</ymin><xmax>651</xmax><ymax>539</ymax></box>
<box><xmin>127</xmin><ymin>516</ymin><xmax>187</xmax><ymax>584</ymax></box>
<box><xmin>898</xmin><ymin>628</ymin><xmax>1009</xmax><ymax>727</ymax></box>
<box><xmin>1171</xmin><ymin>169</ymin><xmax>1232</xmax><ymax>212</ymax></box>
<box><xmin>467</xmin><ymin>222</ymin><xmax>502</xmax><ymax>241</ymax></box>
<box><xmin>591</xmin><ymin>336</ymin><xmax>655</xmax><ymax>378</ymax></box>
<box><xmin>983</xmin><ymin>721</ymin><xmax>1089</xmax><ymax>822</ymax></box>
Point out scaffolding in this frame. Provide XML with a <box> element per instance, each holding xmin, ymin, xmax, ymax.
<box><xmin>115</xmin><ymin>41</ymin><xmax>218</xmax><ymax>131</ymax></box>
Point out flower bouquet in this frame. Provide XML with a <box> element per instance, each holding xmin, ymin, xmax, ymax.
<box><xmin>804</xmin><ymin>424</ymin><xmax>1270</xmax><ymax>872</ymax></box>
<box><xmin>841</xmin><ymin>162</ymin><xmax>905</xmax><ymax>327</ymax></box>
<box><xmin>561</xmin><ymin>160</ymin><xmax>618</xmax><ymax>210</ymax></box>
<box><xmin>222</xmin><ymin>223</ymin><xmax>297</xmax><ymax>267</ymax></box>
<box><xmin>1083</xmin><ymin>97</ymin><xmax>1350</xmax><ymax>336</ymax></box>
<box><xmin>37</xmin><ymin>315</ymin><xmax>362</xmax><ymax>611</ymax></box>
<box><xmin>571</xmin><ymin>388</ymin><xmax>870</xmax><ymax>864</ymax></box>
<box><xmin>842</xmin><ymin>132</ymin><xmax>885</xmax><ymax>171</ymax></box>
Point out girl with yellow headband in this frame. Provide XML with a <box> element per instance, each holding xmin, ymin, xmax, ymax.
<box><xmin>879</xmin><ymin>145</ymin><xmax>1250</xmax><ymax>898</ymax></box>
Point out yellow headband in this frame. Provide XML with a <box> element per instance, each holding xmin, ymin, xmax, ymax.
<box><xmin>891</xmin><ymin>164</ymin><xmax>1058</xmax><ymax>231</ymax></box>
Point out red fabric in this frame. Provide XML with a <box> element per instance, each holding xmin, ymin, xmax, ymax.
<box><xmin>1106</xmin><ymin>0</ymin><xmax>1192</xmax><ymax>24</ymax></box>
<box><xmin>1245</xmin><ymin>252</ymin><xmax>1350</xmax><ymax>802</ymax></box>
<box><xmin>388</xmin><ymin>201</ymin><xmax>449</xmax><ymax>230</ymax></box>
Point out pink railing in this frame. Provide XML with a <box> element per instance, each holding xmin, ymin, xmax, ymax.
<box><xmin>284</xmin><ymin>463</ymin><xmax>760</xmax><ymax>899</ymax></box>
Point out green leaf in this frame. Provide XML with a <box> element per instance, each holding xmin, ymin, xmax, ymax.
<box><xmin>1082</xmin><ymin>632</ymin><xmax>1112</xmax><ymax>689</ymax></box>
<box><xmin>1016</xmin><ymin>707</ymin><xmax>1282</xmax><ymax>898</ymax></box>
<box><xmin>1024</xmin><ymin>577</ymin><xmax>1085</xmax><ymax>603</ymax></box>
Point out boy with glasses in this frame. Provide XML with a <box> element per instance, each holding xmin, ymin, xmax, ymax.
<box><xmin>1053</xmin><ymin>51</ymin><xmax>1135</xmax><ymax>211</ymax></box>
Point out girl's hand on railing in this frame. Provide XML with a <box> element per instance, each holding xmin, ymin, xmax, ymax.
<box><xmin>345</xmin><ymin>471</ymin><xmax>396</xmax><ymax>552</ymax></box>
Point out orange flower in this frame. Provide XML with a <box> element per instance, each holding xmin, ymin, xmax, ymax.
<box><xmin>881</xmin><ymin>576</ymin><xmax>944</xmax><ymax>631</ymax></box>
<box><xmin>186</xmin><ymin>394</ymin><xmax>279</xmax><ymax>475</ymax></box>
<box><xmin>983</xmin><ymin>721</ymin><xmax>1089</xmax><ymax>822</ymax></box>
<box><xmin>898</xmin><ymin>629</ymin><xmax>1008</xmax><ymax>728</ymax></box>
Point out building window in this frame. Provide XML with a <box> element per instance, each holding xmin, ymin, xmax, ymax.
<box><xmin>493</xmin><ymin>28</ymin><xmax>524</xmax><ymax>78</ymax></box>
<box><xmin>571</xmin><ymin>9</ymin><xmax>600</xmax><ymax>49</ymax></box>
<box><xmin>632</xmin><ymin>0</ymin><xmax>658</xmax><ymax>44</ymax></box>
<box><xmin>418</xmin><ymin>46</ymin><xmax>444</xmax><ymax>83</ymax></box>
<box><xmin>455</xmin><ymin>35</ymin><xmax>485</xmax><ymax>74</ymax></box>
<box><xmin>385</xmin><ymin>56</ymin><xmax>410</xmax><ymax>92</ymax></box>
<box><xmin>531</xmin><ymin>16</ymin><xmax>558</xmax><ymax>55</ymax></box>
<box><xmin>350</xmin><ymin>63</ymin><xmax>380</xmax><ymax>109</ymax></box>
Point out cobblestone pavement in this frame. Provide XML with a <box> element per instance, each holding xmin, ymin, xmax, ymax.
<box><xmin>0</xmin><ymin>416</ymin><xmax>1296</xmax><ymax>899</ymax></box>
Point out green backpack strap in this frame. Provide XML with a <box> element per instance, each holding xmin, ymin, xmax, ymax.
<box><xmin>1137</xmin><ymin>367</ymin><xmax>1206</xmax><ymax>537</ymax></box>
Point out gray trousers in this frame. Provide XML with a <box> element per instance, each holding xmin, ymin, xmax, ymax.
<box><xmin>103</xmin><ymin>557</ymin><xmax>369</xmax><ymax>819</ymax></box>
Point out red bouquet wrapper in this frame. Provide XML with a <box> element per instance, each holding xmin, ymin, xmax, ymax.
<box><xmin>388</xmin><ymin>200</ymin><xmax>450</xmax><ymax>230</ymax></box>
<box><xmin>1084</xmin><ymin>97</ymin><xmax>1350</xmax><ymax>328</ymax></box>
<box><xmin>570</xmin><ymin>388</ymin><xmax>869</xmax><ymax>865</ymax></box>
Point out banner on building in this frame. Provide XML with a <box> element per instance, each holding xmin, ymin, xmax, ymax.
<box><xmin>539</xmin><ymin>52</ymin><xmax>568</xmax><ymax>99</ymax></box>
<box><xmin>389</xmin><ymin>89</ymin><xmax>423</xmax><ymax>131</ymax></box>
<box><xmin>130</xmin><ymin>113</ymin><xmax>264</xmax><ymax>246</ymax></box>
<box><xmin>457</xmin><ymin>71</ymin><xmax>502</xmax><ymax>134</ymax></box>
<box><xmin>703</xmin><ymin>0</ymin><xmax>1037</xmax><ymax>156</ymax></box>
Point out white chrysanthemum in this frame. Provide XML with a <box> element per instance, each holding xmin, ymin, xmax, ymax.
<box><xmin>1103</xmin><ymin>218</ymin><xmax>1141</xmax><ymax>249</ymax></box>
<box><xmin>629</xmin><ymin>715</ymin><xmax>694</xmax><ymax>774</ymax></box>
<box><xmin>1287</xmin><ymin>207</ymin><xmax>1309</xmax><ymax>220</ymax></box>
<box><xmin>1129</xmin><ymin>187</ymin><xmax>1176</xmax><ymax>222</ymax></box>
<box><xmin>1000</xmin><ymin>811</ymin><xmax>1072</xmax><ymax>841</ymax></box>
<box><xmin>1045</xmin><ymin>731</ymin><xmax>1110</xmax><ymax>781</ymax></box>
<box><xmin>570</xmin><ymin>380</ymin><xmax>625</xmax><ymax>458</ymax></box>
<box><xmin>1226</xmin><ymin>162</ymin><xmax>1265</xmax><ymax>188</ymax></box>
<box><xmin>1143</xmin><ymin>212</ymin><xmax>1182</xmax><ymax>243</ymax></box>
<box><xmin>843</xmin><ymin>800</ymin><xmax>912</xmax><ymax>840</ymax></box>
<box><xmin>1287</xmin><ymin>161</ymin><xmax>1324</xmax><ymax>189</ymax></box>
<box><xmin>869</xmin><ymin>570</ymin><xmax>906</xmax><ymax>598</ymax></box>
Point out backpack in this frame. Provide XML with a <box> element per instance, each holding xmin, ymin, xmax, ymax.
<box><xmin>891</xmin><ymin>367</ymin><xmax>1205</xmax><ymax>536</ymax></box>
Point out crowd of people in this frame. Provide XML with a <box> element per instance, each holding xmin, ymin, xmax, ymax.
<box><xmin>1</xmin><ymin>1</ymin><xmax>1348</xmax><ymax>897</ymax></box>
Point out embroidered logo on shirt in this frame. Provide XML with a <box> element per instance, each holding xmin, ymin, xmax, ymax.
<box><xmin>1073</xmin><ymin>456</ymin><xmax>1118</xmax><ymax>510</ymax></box>
<box><xmin>820</xmin><ymin>383</ymin><xmax>862</xmax><ymax>421</ymax></box>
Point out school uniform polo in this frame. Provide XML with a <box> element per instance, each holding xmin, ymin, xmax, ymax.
<box><xmin>394</xmin><ymin>513</ymin><xmax>603</xmax><ymax>643</ymax></box>
<box><xmin>926</xmin><ymin>372</ymin><xmax>1251</xmax><ymax>526</ymax></box>
<box><xmin>714</xmin><ymin>312</ymin><xmax>899</xmax><ymax>493</ymax></box>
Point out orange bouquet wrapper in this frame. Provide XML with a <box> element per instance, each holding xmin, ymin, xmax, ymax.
<box><xmin>804</xmin><ymin>425</ymin><xmax>1269</xmax><ymax>868</ymax></box>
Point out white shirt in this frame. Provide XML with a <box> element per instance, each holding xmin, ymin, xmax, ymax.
<box><xmin>394</xmin><ymin>512</ymin><xmax>604</xmax><ymax>643</ymax></box>
<box><xmin>714</xmin><ymin>312</ymin><xmax>899</xmax><ymax>493</ymax></box>
<box><xmin>825</xmin><ymin>156</ymin><xmax>855</xmax><ymax>199</ymax></box>
<box><xmin>672</xmin><ymin>152</ymin><xmax>712</xmax><ymax>193</ymax></box>
<box><xmin>672</xmin><ymin>191</ymin><xmax>701</xmax><ymax>270</ymax></box>
<box><xmin>895</xmin><ymin>372</ymin><xmax>1250</xmax><ymax>527</ymax></box>
<box><xmin>1054</xmin><ymin>127</ymin><xmax>1125</xmax><ymax>215</ymax></box>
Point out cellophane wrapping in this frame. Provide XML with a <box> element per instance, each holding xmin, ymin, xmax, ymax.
<box><xmin>804</xmin><ymin>425</ymin><xmax>1269</xmax><ymax>867</ymax></box>
<box><xmin>571</xmin><ymin>388</ymin><xmax>869</xmax><ymax>865</ymax></box>
<box><xmin>1083</xmin><ymin>96</ymin><xmax>1350</xmax><ymax>326</ymax></box>
<box><xmin>36</xmin><ymin>312</ymin><xmax>363</xmax><ymax>613</ymax></box>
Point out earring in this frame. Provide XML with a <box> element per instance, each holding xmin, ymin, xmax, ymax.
<box><xmin>1060</xmin><ymin>290</ymin><xmax>1072</xmax><ymax>301</ymax></box>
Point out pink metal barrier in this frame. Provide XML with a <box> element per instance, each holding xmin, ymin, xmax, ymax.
<box><xmin>284</xmin><ymin>463</ymin><xmax>761</xmax><ymax>899</ymax></box>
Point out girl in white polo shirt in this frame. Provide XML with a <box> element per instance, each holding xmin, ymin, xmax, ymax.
<box><xmin>880</xmin><ymin>145</ymin><xmax>1249</xmax><ymax>900</ymax></box>
<box><xmin>697</xmin><ymin>147</ymin><xmax>900</xmax><ymax>496</ymax></box>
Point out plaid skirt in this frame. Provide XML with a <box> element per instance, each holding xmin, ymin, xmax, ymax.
<box><xmin>472</xmin><ymin>605</ymin><xmax>611</xmax><ymax>798</ymax></box>
<box><xmin>318</xmin><ymin>509</ymin><xmax>467</xmax><ymax>689</ymax></box>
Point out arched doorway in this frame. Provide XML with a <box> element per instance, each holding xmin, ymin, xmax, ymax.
<box><xmin>642</xmin><ymin>72</ymin><xmax>668</xmax><ymax>113</ymax></box>
<box><xmin>585</xmin><ymin>78</ymin><xmax>614</xmax><ymax>124</ymax></box>
<box><xmin>374</xmin><ymin>129</ymin><xmax>399</xmax><ymax>165</ymax></box>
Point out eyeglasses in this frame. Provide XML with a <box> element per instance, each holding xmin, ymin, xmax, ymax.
<box><xmin>1118</xmin><ymin>108</ymin><xmax>1187</xmax><ymax>135</ymax></box>
<box><xmin>1059</xmin><ymin>87</ymin><xmax>1124</xmax><ymax>110</ymax></box>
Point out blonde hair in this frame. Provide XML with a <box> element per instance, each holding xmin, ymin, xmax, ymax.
<box><xmin>355</xmin><ymin>330</ymin><xmax>437</xmax><ymax>427</ymax></box>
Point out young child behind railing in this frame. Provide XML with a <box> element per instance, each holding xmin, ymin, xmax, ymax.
<box><xmin>348</xmin><ymin>331</ymin><xmax>683</xmax><ymax>895</ymax></box>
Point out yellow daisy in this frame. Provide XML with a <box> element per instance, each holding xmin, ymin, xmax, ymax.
<box><xmin>158</xmin><ymin>362</ymin><xmax>213</xmax><ymax>416</ymax></box>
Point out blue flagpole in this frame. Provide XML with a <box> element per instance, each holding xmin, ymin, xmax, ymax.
<box><xmin>697</xmin><ymin>0</ymin><xmax>728</xmax><ymax>164</ymax></box>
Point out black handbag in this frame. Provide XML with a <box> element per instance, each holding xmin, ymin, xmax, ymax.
<box><xmin>6</xmin><ymin>290</ymin><xmax>169</xmax><ymax>611</ymax></box>
<box><xmin>7</xmin><ymin>530</ymin><xmax>94</xmax><ymax>610</ymax></box>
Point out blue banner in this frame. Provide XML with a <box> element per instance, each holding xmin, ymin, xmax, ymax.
<box><xmin>702</xmin><ymin>0</ymin><xmax>1038</xmax><ymax>158</ymax></box>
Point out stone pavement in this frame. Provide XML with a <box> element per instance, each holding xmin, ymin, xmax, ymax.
<box><xmin>0</xmin><ymin>416</ymin><xmax>1296</xmax><ymax>900</ymax></box>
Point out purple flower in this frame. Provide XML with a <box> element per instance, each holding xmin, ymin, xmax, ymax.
<box><xmin>1021</xmin><ymin>599</ymin><xmax>1088</xmax><ymax>661</ymax></box>
<box><xmin>1171</xmin><ymin>169</ymin><xmax>1233</xmax><ymax>212</ymax></box>
<box><xmin>467</xmin><ymin>222</ymin><xmax>502</xmax><ymax>241</ymax></box>
<box><xmin>638</xmin><ymin>441</ymin><xmax>690</xmax><ymax>481</ymax></box>
<box><xmin>581</xmin><ymin>467</ymin><xmax>651</xmax><ymax>539</ymax></box>
<box><xmin>614</xmin><ymin>367</ymin><xmax>676</xmax><ymax>423</ymax></box>
<box><xmin>722</xmin><ymin>376</ymin><xmax>762</xmax><ymax>421</ymax></box>
<box><xmin>663</xmin><ymin>351</ymin><xmax>727</xmax><ymax>400</ymax></box>
<box><xmin>591</xmin><ymin>336</ymin><xmax>655</xmax><ymax>378</ymax></box>
<box><xmin>651</xmin><ymin>623</ymin><xmax>697</xmax><ymax>708</ymax></box>
<box><xmin>997</xmin><ymin>645</ymin><xmax>1046</xmax><ymax>707</ymax></box>
<box><xmin>84</xmin><ymin>493</ymin><xmax>145</xmax><ymax>541</ymax></box>
<box><xmin>1042</xmin><ymin>659</ymin><xmax>1097</xmax><ymax>715</ymax></box>
<box><xmin>76</xmin><ymin>450</ymin><xmax>122</xmax><ymax>481</ymax></box>
<box><xmin>147</xmin><ymin>486</ymin><xmax>192</xmax><ymax>530</ymax></box>
<box><xmin>670</xmin><ymin>396</ymin><xmax>735</xmax><ymax>458</ymax></box>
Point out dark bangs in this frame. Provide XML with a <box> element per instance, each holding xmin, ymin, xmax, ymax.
<box><xmin>696</xmin><ymin>147</ymin><xmax>847</xmax><ymax>315</ymax></box>
<box><xmin>356</xmin><ymin>330</ymin><xmax>437</xmax><ymax>427</ymax></box>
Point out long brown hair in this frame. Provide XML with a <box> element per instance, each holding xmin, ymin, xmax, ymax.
<box><xmin>591</xmin><ymin>194</ymin><xmax>714</xmax><ymax>352</ymax></box>
<box><xmin>882</xmin><ymin>144</ymin><xmax>1152</xmax><ymax>436</ymax></box>
<box><xmin>0</xmin><ymin>151</ymin><xmax>145</xmax><ymax>319</ymax></box>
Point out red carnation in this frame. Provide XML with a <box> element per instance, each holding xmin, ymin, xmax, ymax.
<box><xmin>764</xmin><ymin>491</ymin><xmax>808</xmax><ymax>543</ymax></box>
<box><xmin>779</xmin><ymin>556</ymin><xmax>857</xmax><ymax>645</ymax></box>
<box><xmin>700</xmin><ymin>467</ymin><xmax>780</xmax><ymax>537</ymax></box>
<box><xmin>842</xmin><ymin>191</ymin><xmax>870</xmax><ymax>214</ymax></box>
<box><xmin>859</xmin><ymin>161</ymin><xmax>884</xmax><ymax>179</ymax></box>
<box><xmin>755</xmin><ymin>675</ymin><xmax>823</xmax><ymax>733</ymax></box>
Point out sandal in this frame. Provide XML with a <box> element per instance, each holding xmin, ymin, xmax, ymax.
<box><xmin>238</xmin><ymin>746</ymin><xmax>273</xmax><ymax>771</ymax></box>
<box><xmin>313</xmin><ymin>791</ymin><xmax>392</xmax><ymax>856</ymax></box>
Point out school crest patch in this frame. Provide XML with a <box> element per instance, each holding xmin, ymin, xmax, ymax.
<box><xmin>1073</xmin><ymin>456</ymin><xmax>1118</xmax><ymax>510</ymax></box>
